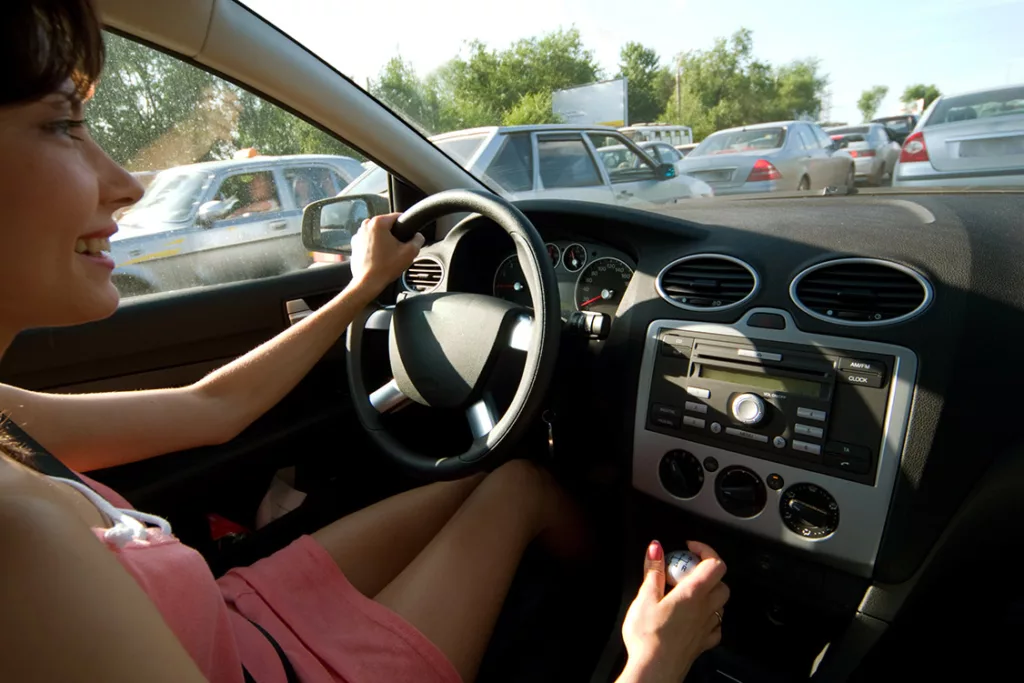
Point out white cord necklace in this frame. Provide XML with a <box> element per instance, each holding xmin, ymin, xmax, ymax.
<box><xmin>50</xmin><ymin>476</ymin><xmax>173</xmax><ymax>548</ymax></box>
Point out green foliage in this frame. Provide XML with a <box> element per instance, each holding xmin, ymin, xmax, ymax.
<box><xmin>857</xmin><ymin>85</ymin><xmax>889</xmax><ymax>121</ymax></box>
<box><xmin>369</xmin><ymin>28</ymin><xmax>600</xmax><ymax>134</ymax></box>
<box><xmin>901</xmin><ymin>84</ymin><xmax>942</xmax><ymax>109</ymax></box>
<box><xmin>660</xmin><ymin>29</ymin><xmax>828</xmax><ymax>140</ymax></box>
<box><xmin>88</xmin><ymin>33</ymin><xmax>361</xmax><ymax>171</ymax></box>
<box><xmin>502</xmin><ymin>91</ymin><xmax>562</xmax><ymax>125</ymax></box>
<box><xmin>616</xmin><ymin>42</ymin><xmax>672</xmax><ymax>123</ymax></box>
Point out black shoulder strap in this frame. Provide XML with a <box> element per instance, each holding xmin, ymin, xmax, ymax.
<box><xmin>241</xmin><ymin>617</ymin><xmax>299</xmax><ymax>683</ymax></box>
<box><xmin>0</xmin><ymin>418</ymin><xmax>86</xmax><ymax>485</ymax></box>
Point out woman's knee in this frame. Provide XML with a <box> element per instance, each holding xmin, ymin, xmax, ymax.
<box><xmin>480</xmin><ymin>459</ymin><xmax>555</xmax><ymax>512</ymax></box>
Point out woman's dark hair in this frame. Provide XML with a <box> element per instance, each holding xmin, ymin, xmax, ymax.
<box><xmin>2</xmin><ymin>0</ymin><xmax>105</xmax><ymax>106</ymax></box>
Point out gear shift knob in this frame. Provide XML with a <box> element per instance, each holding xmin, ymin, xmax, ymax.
<box><xmin>665</xmin><ymin>549</ymin><xmax>701</xmax><ymax>587</ymax></box>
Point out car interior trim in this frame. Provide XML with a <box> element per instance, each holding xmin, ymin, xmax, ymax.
<box><xmin>401</xmin><ymin>255</ymin><xmax>446</xmax><ymax>293</ymax></box>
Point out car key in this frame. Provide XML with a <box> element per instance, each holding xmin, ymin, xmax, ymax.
<box><xmin>542</xmin><ymin>410</ymin><xmax>556</xmax><ymax>460</ymax></box>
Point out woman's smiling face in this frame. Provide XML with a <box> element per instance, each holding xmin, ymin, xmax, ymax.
<box><xmin>0</xmin><ymin>82</ymin><xmax>143</xmax><ymax>332</ymax></box>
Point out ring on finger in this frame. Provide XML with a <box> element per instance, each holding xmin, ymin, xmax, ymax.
<box><xmin>714</xmin><ymin>610</ymin><xmax>723</xmax><ymax>627</ymax></box>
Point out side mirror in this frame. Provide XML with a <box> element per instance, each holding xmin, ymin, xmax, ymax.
<box><xmin>302</xmin><ymin>194</ymin><xmax>390</xmax><ymax>254</ymax></box>
<box><xmin>196</xmin><ymin>198</ymin><xmax>237</xmax><ymax>226</ymax></box>
<box><xmin>658</xmin><ymin>163</ymin><xmax>677</xmax><ymax>179</ymax></box>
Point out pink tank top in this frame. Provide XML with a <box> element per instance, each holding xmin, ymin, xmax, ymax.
<box><xmin>54</xmin><ymin>476</ymin><xmax>251</xmax><ymax>683</ymax></box>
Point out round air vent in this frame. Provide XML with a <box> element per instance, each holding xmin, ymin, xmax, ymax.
<box><xmin>402</xmin><ymin>256</ymin><xmax>445</xmax><ymax>293</ymax></box>
<box><xmin>657</xmin><ymin>254</ymin><xmax>759</xmax><ymax>311</ymax></box>
<box><xmin>790</xmin><ymin>258</ymin><xmax>932</xmax><ymax>326</ymax></box>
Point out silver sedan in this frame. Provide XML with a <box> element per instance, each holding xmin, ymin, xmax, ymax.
<box><xmin>826</xmin><ymin>124</ymin><xmax>901</xmax><ymax>186</ymax></box>
<box><xmin>893</xmin><ymin>84</ymin><xmax>1024</xmax><ymax>188</ymax></box>
<box><xmin>674</xmin><ymin>121</ymin><xmax>855</xmax><ymax>195</ymax></box>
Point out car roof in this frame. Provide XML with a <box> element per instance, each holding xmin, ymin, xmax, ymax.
<box><xmin>430</xmin><ymin>123</ymin><xmax>619</xmax><ymax>140</ymax></box>
<box><xmin>708</xmin><ymin>120</ymin><xmax>802</xmax><ymax>135</ymax></box>
<box><xmin>156</xmin><ymin>154</ymin><xmax>359</xmax><ymax>175</ymax></box>
<box><xmin>931</xmin><ymin>82</ymin><xmax>1024</xmax><ymax>101</ymax></box>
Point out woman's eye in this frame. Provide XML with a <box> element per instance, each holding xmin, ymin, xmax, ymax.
<box><xmin>48</xmin><ymin>119</ymin><xmax>88</xmax><ymax>140</ymax></box>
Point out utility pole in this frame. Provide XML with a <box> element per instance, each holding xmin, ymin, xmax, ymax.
<box><xmin>675</xmin><ymin>59</ymin><xmax>682</xmax><ymax>123</ymax></box>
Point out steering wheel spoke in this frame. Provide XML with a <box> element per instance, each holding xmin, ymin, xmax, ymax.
<box><xmin>369</xmin><ymin>379</ymin><xmax>410</xmax><ymax>414</ymax></box>
<box><xmin>467</xmin><ymin>396</ymin><xmax>498</xmax><ymax>440</ymax></box>
<box><xmin>508</xmin><ymin>313</ymin><xmax>533</xmax><ymax>352</ymax></box>
<box><xmin>365</xmin><ymin>306</ymin><xmax>393</xmax><ymax>331</ymax></box>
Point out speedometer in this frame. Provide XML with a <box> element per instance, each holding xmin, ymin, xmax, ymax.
<box><xmin>575</xmin><ymin>257</ymin><xmax>634</xmax><ymax>316</ymax></box>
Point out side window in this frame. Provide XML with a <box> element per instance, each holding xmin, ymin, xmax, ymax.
<box><xmin>484</xmin><ymin>134</ymin><xmax>534</xmax><ymax>193</ymax></box>
<box><xmin>537</xmin><ymin>137</ymin><xmax>602</xmax><ymax>189</ymax></box>
<box><xmin>284</xmin><ymin>166</ymin><xmax>337</xmax><ymax>209</ymax></box>
<box><xmin>795</xmin><ymin>126</ymin><xmax>816</xmax><ymax>150</ymax></box>
<box><xmin>214</xmin><ymin>171</ymin><xmax>282</xmax><ymax>220</ymax></box>
<box><xmin>810</xmin><ymin>125</ymin><xmax>833</xmax><ymax>149</ymax></box>
<box><xmin>661</xmin><ymin>145</ymin><xmax>682</xmax><ymax>162</ymax></box>
<box><xmin>587</xmin><ymin>133</ymin><xmax>656</xmax><ymax>183</ymax></box>
<box><xmin>90</xmin><ymin>32</ymin><xmax>368</xmax><ymax>299</ymax></box>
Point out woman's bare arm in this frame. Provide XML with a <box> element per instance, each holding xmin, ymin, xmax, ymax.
<box><xmin>0</xmin><ymin>214</ymin><xmax>421</xmax><ymax>472</ymax></box>
<box><xmin>0</xmin><ymin>494</ymin><xmax>208</xmax><ymax>683</ymax></box>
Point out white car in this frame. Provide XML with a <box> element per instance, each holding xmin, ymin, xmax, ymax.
<box><xmin>344</xmin><ymin>125</ymin><xmax>714</xmax><ymax>206</ymax></box>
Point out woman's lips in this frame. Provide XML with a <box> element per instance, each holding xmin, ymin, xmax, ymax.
<box><xmin>77</xmin><ymin>251</ymin><xmax>115</xmax><ymax>270</ymax></box>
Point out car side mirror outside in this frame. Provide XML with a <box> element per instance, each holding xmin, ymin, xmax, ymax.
<box><xmin>302</xmin><ymin>194</ymin><xmax>390</xmax><ymax>255</ymax></box>
<box><xmin>658</xmin><ymin>163</ymin><xmax>677</xmax><ymax>179</ymax></box>
<box><xmin>196</xmin><ymin>198</ymin><xmax>237</xmax><ymax>226</ymax></box>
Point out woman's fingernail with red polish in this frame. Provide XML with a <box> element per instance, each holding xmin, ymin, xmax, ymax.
<box><xmin>648</xmin><ymin>540</ymin><xmax>663</xmax><ymax>561</ymax></box>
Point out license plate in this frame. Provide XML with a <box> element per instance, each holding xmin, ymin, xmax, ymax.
<box><xmin>693</xmin><ymin>169</ymin><xmax>734</xmax><ymax>182</ymax></box>
<box><xmin>959</xmin><ymin>135</ymin><xmax>1024</xmax><ymax>158</ymax></box>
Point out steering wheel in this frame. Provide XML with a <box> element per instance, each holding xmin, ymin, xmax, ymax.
<box><xmin>346</xmin><ymin>189</ymin><xmax>560</xmax><ymax>480</ymax></box>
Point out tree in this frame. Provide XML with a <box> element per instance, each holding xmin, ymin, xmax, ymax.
<box><xmin>857</xmin><ymin>85</ymin><xmax>889</xmax><ymax>121</ymax></box>
<box><xmin>659</xmin><ymin>29</ymin><xmax>828</xmax><ymax>140</ymax></box>
<box><xmin>901</xmin><ymin>84</ymin><xmax>941</xmax><ymax>110</ymax></box>
<box><xmin>616</xmin><ymin>42</ymin><xmax>672</xmax><ymax>123</ymax></box>
<box><xmin>502</xmin><ymin>91</ymin><xmax>562</xmax><ymax>125</ymax></box>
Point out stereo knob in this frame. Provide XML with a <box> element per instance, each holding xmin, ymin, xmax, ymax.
<box><xmin>730</xmin><ymin>393</ymin><xmax>766</xmax><ymax>425</ymax></box>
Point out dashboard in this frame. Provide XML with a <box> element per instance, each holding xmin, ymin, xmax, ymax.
<box><xmin>419</xmin><ymin>190</ymin><xmax>1024</xmax><ymax>588</ymax></box>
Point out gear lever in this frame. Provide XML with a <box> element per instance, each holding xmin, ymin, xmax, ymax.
<box><xmin>665</xmin><ymin>549</ymin><xmax>701</xmax><ymax>587</ymax></box>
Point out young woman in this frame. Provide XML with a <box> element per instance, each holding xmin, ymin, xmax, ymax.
<box><xmin>0</xmin><ymin>2</ymin><xmax>729</xmax><ymax>682</ymax></box>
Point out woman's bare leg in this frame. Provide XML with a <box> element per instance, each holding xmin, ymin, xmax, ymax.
<box><xmin>311</xmin><ymin>473</ymin><xmax>485</xmax><ymax>597</ymax></box>
<box><xmin>374</xmin><ymin>459</ymin><xmax>582</xmax><ymax>682</ymax></box>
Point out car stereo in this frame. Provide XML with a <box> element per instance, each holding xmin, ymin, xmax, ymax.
<box><xmin>633</xmin><ymin>309</ymin><xmax>917</xmax><ymax>577</ymax></box>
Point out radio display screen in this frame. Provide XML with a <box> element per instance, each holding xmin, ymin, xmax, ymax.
<box><xmin>700</xmin><ymin>366</ymin><xmax>823</xmax><ymax>398</ymax></box>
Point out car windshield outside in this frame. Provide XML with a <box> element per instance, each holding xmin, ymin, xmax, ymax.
<box><xmin>927</xmin><ymin>86</ymin><xmax>1024</xmax><ymax>126</ymax></box>
<box><xmin>689</xmin><ymin>128</ymin><xmax>787</xmax><ymax>157</ymax></box>
<box><xmin>125</xmin><ymin>170</ymin><xmax>210</xmax><ymax>224</ymax></box>
<box><xmin>151</xmin><ymin>1</ymin><xmax>1024</xmax><ymax>222</ymax></box>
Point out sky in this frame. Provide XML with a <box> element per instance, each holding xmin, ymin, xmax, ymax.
<box><xmin>244</xmin><ymin>0</ymin><xmax>1024</xmax><ymax>126</ymax></box>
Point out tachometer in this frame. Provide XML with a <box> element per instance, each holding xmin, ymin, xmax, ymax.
<box><xmin>575</xmin><ymin>257</ymin><xmax>634</xmax><ymax>316</ymax></box>
<box><xmin>562</xmin><ymin>243</ymin><xmax>587</xmax><ymax>272</ymax></box>
<box><xmin>493</xmin><ymin>254</ymin><xmax>532</xmax><ymax>307</ymax></box>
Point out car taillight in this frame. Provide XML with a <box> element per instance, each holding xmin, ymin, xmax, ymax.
<box><xmin>746</xmin><ymin>159</ymin><xmax>781</xmax><ymax>182</ymax></box>
<box><xmin>899</xmin><ymin>132</ymin><xmax>929</xmax><ymax>163</ymax></box>
<box><xmin>847</xmin><ymin>149</ymin><xmax>876</xmax><ymax>158</ymax></box>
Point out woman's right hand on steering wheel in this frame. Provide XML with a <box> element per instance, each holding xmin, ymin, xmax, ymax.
<box><xmin>616</xmin><ymin>540</ymin><xmax>730</xmax><ymax>683</ymax></box>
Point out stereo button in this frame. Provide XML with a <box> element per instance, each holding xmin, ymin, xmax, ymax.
<box><xmin>710</xmin><ymin>422</ymin><xmax>722</xmax><ymax>434</ymax></box>
<box><xmin>797</xmin><ymin>407</ymin><xmax>827</xmax><ymax>422</ymax></box>
<box><xmin>650</xmin><ymin>403</ymin><xmax>681</xmax><ymax>429</ymax></box>
<box><xmin>795</xmin><ymin>423</ymin><xmax>824</xmax><ymax>439</ymax></box>
<box><xmin>792</xmin><ymin>440</ymin><xmax>822</xmax><ymax>456</ymax></box>
<box><xmin>683</xmin><ymin>416</ymin><xmax>706</xmax><ymax>429</ymax></box>
<box><xmin>686</xmin><ymin>387</ymin><xmax>711</xmax><ymax>399</ymax></box>
<box><xmin>838</xmin><ymin>371</ymin><xmax>884</xmax><ymax>388</ymax></box>
<box><xmin>684</xmin><ymin>401</ymin><xmax>708</xmax><ymax>414</ymax></box>
<box><xmin>838</xmin><ymin>358</ymin><xmax>885</xmax><ymax>375</ymax></box>
<box><xmin>725</xmin><ymin>427</ymin><xmax>769</xmax><ymax>443</ymax></box>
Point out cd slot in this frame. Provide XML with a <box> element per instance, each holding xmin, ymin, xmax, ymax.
<box><xmin>694</xmin><ymin>356</ymin><xmax>831</xmax><ymax>383</ymax></box>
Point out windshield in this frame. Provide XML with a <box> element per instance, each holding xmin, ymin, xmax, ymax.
<box><xmin>124</xmin><ymin>170</ymin><xmax>210</xmax><ymax>223</ymax></box>
<box><xmin>689</xmin><ymin>128</ymin><xmax>786</xmax><ymax>156</ymax></box>
<box><xmin>241</xmin><ymin>0</ymin><xmax>1024</xmax><ymax>205</ymax></box>
<box><xmin>927</xmin><ymin>86</ymin><xmax>1024</xmax><ymax>126</ymax></box>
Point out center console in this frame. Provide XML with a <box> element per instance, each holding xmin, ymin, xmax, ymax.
<box><xmin>632</xmin><ymin>308</ymin><xmax>917</xmax><ymax>577</ymax></box>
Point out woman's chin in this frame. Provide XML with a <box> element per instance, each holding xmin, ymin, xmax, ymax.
<box><xmin>51</xmin><ymin>282</ymin><xmax>121</xmax><ymax>327</ymax></box>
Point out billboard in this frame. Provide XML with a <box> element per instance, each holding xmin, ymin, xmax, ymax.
<box><xmin>552</xmin><ymin>78</ymin><xmax>628</xmax><ymax>127</ymax></box>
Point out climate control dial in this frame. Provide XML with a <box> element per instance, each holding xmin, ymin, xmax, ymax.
<box><xmin>781</xmin><ymin>483</ymin><xmax>840</xmax><ymax>538</ymax></box>
<box><xmin>658</xmin><ymin>450</ymin><xmax>704</xmax><ymax>499</ymax></box>
<box><xmin>730</xmin><ymin>393</ymin><xmax>766</xmax><ymax>425</ymax></box>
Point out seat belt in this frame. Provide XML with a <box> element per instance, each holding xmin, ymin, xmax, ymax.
<box><xmin>0</xmin><ymin>420</ymin><xmax>299</xmax><ymax>683</ymax></box>
<box><xmin>0</xmin><ymin>419</ymin><xmax>87</xmax><ymax>485</ymax></box>
<box><xmin>242</xmin><ymin>618</ymin><xmax>300</xmax><ymax>683</ymax></box>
